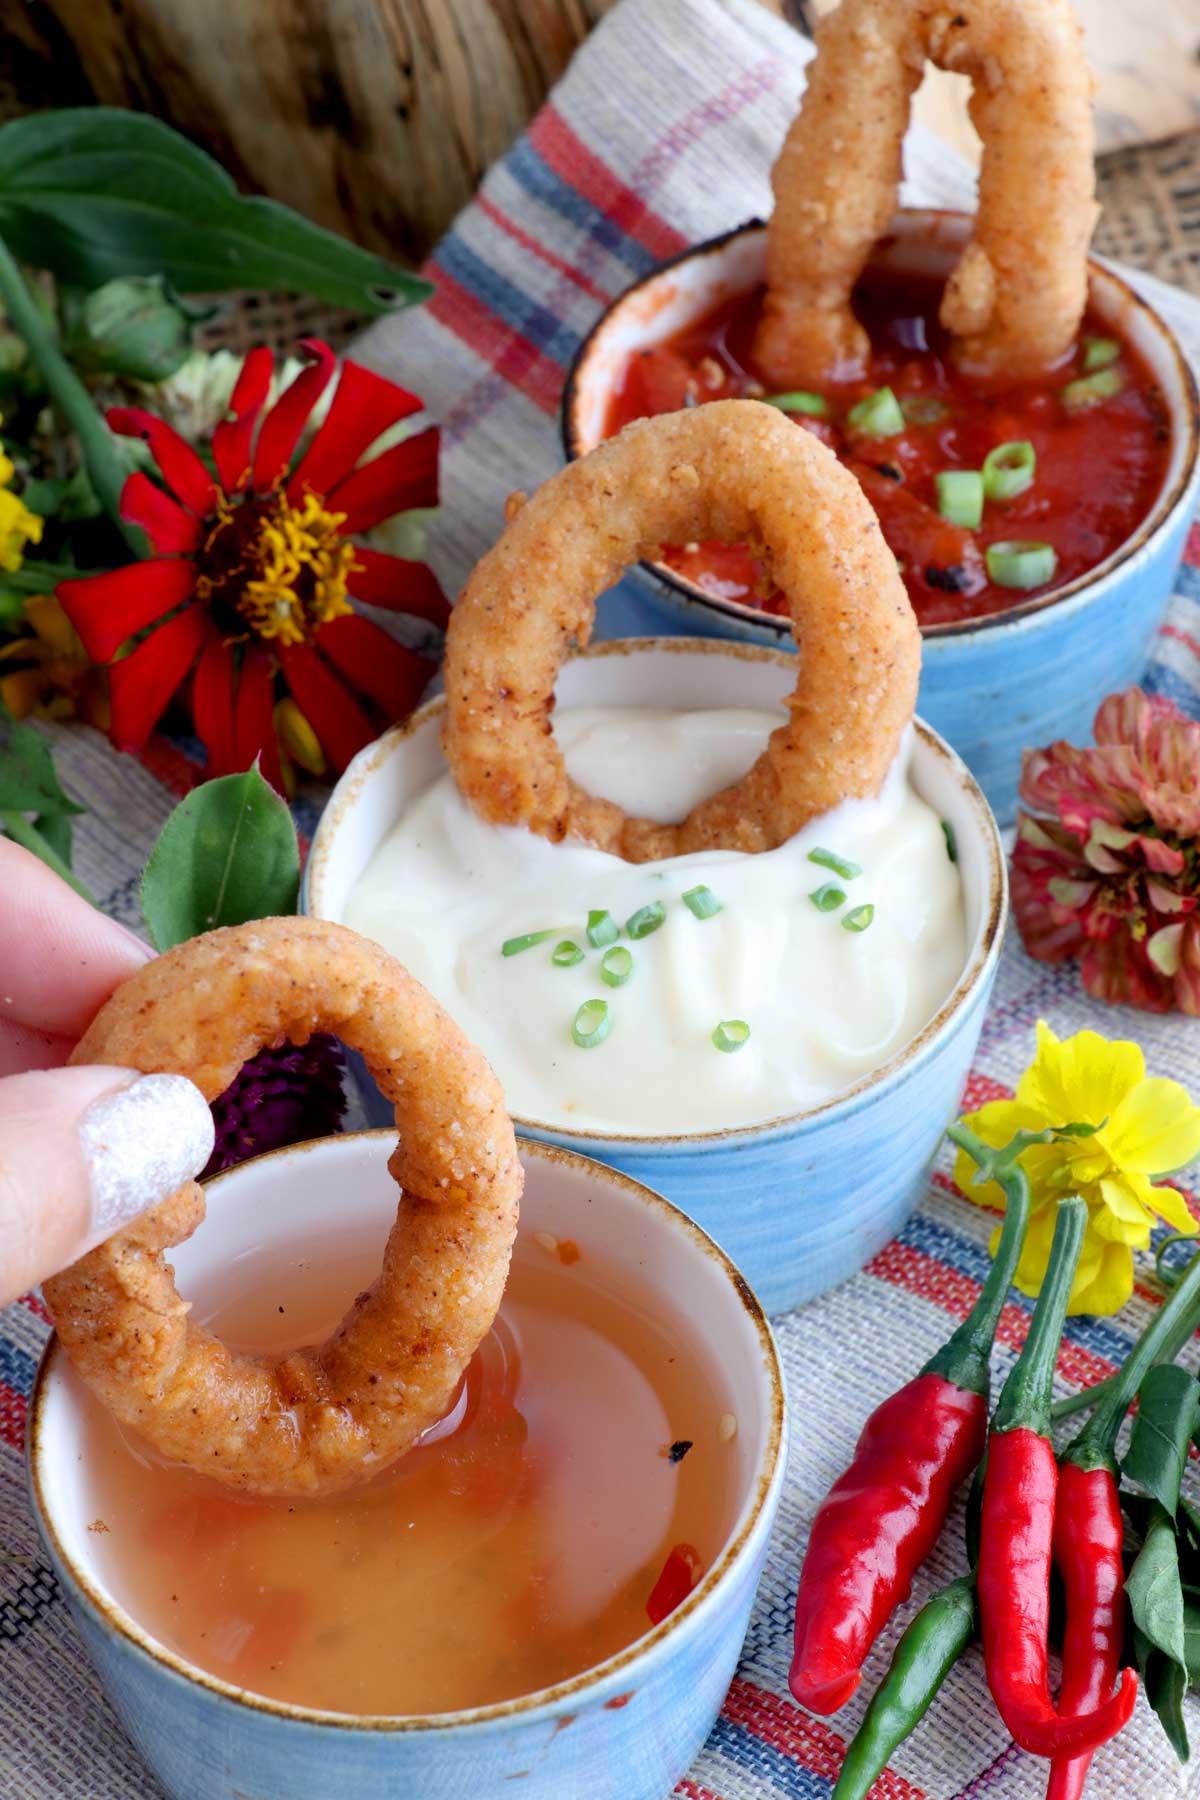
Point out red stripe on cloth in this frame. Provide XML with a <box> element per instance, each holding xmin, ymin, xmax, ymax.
<box><xmin>960</xmin><ymin>1071</ymin><xmax>1013</xmax><ymax>1111</ymax></box>
<box><xmin>675</xmin><ymin>1781</ymin><xmax>727</xmax><ymax>1800</ymax></box>
<box><xmin>475</xmin><ymin>194</ymin><xmax>612</xmax><ymax>306</ymax></box>
<box><xmin>722</xmin><ymin>1677</ymin><xmax>932</xmax><ymax>1800</ymax></box>
<box><xmin>424</xmin><ymin>268</ymin><xmax>563</xmax><ymax>417</ymax></box>
<box><xmin>1183</xmin><ymin>521</ymin><xmax>1200</xmax><ymax>567</ymax></box>
<box><xmin>1</xmin><ymin>1381</ymin><xmax>27</xmax><ymax>1453</ymax></box>
<box><xmin>20</xmin><ymin>1292</ymin><xmax>51</xmax><ymax>1324</ymax></box>
<box><xmin>1161</xmin><ymin>623</ymin><xmax>1200</xmax><ymax>663</ymax></box>
<box><xmin>529</xmin><ymin>105</ymin><xmax>688</xmax><ymax>261</ymax></box>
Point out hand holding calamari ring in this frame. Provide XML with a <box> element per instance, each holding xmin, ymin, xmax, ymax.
<box><xmin>44</xmin><ymin>917</ymin><xmax>523</xmax><ymax>1498</ymax></box>
<box><xmin>754</xmin><ymin>0</ymin><xmax>1097</xmax><ymax>387</ymax></box>
<box><xmin>443</xmin><ymin>400</ymin><xmax>919</xmax><ymax>860</ymax></box>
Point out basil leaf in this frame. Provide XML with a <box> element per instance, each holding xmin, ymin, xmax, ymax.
<box><xmin>1185</xmin><ymin>1597</ymin><xmax>1200</xmax><ymax>1689</ymax></box>
<box><xmin>1123</xmin><ymin>1364</ymin><xmax>1200</xmax><ymax>1516</ymax></box>
<box><xmin>0</xmin><ymin>722</ymin><xmax>86</xmax><ymax>816</ymax></box>
<box><xmin>1135</xmin><ymin>1623</ymin><xmax>1191</xmax><ymax>1762</ymax></box>
<box><xmin>140</xmin><ymin>766</ymin><xmax>299</xmax><ymax>951</ymax></box>
<box><xmin>1127</xmin><ymin>1500</ymin><xmax>1191</xmax><ymax>1758</ymax></box>
<box><xmin>0</xmin><ymin>110</ymin><xmax>432</xmax><ymax>316</ymax></box>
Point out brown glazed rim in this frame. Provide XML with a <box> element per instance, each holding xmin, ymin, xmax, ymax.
<box><xmin>29</xmin><ymin>1133</ymin><xmax>787</xmax><ymax>1736</ymax></box>
<box><xmin>559</xmin><ymin>209</ymin><xmax>1200</xmax><ymax>641</ymax></box>
<box><xmin>306</xmin><ymin>636</ymin><xmax>1008</xmax><ymax>1149</ymax></box>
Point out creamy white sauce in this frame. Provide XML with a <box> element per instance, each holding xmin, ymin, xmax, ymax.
<box><xmin>344</xmin><ymin>707</ymin><xmax>967</xmax><ymax>1135</ymax></box>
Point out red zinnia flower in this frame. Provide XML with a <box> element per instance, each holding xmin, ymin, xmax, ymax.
<box><xmin>1011</xmin><ymin>688</ymin><xmax>1200</xmax><ymax>1013</ymax></box>
<box><xmin>58</xmin><ymin>339</ymin><xmax>447</xmax><ymax>790</ymax></box>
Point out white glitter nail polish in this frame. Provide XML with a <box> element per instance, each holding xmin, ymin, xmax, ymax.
<box><xmin>80</xmin><ymin>1074</ymin><xmax>215</xmax><ymax>1238</ymax></box>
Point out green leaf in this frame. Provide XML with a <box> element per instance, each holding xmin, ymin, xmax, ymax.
<box><xmin>140</xmin><ymin>765</ymin><xmax>299</xmax><ymax>951</ymax></box>
<box><xmin>1128</xmin><ymin>1500</ymin><xmax>1191</xmax><ymax>1757</ymax></box>
<box><xmin>1123</xmin><ymin>1364</ymin><xmax>1200</xmax><ymax>1516</ymax></box>
<box><xmin>68</xmin><ymin>275</ymin><xmax>192</xmax><ymax>381</ymax></box>
<box><xmin>0</xmin><ymin>722</ymin><xmax>85</xmax><ymax>816</ymax></box>
<box><xmin>32</xmin><ymin>809</ymin><xmax>72</xmax><ymax>866</ymax></box>
<box><xmin>0</xmin><ymin>110</ymin><xmax>433</xmax><ymax>316</ymax></box>
<box><xmin>1136</xmin><ymin>1623</ymin><xmax>1191</xmax><ymax>1762</ymax></box>
<box><xmin>1184</xmin><ymin>1598</ymin><xmax>1200</xmax><ymax>1689</ymax></box>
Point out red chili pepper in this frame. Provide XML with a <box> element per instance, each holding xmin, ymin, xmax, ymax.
<box><xmin>1047</xmin><ymin>1240</ymin><xmax>1200</xmax><ymax>1797</ymax></box>
<box><xmin>646</xmin><ymin>1543</ymin><xmax>703</xmax><ymax>1626</ymax></box>
<box><xmin>789</xmin><ymin>1125</ymin><xmax>1031</xmax><ymax>1715</ymax></box>
<box><xmin>979</xmin><ymin>1196</ymin><xmax>1137</xmax><ymax>1760</ymax></box>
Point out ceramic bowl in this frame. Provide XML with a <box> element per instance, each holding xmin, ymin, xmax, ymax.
<box><xmin>305</xmin><ymin>638</ymin><xmax>1007</xmax><ymax>1315</ymax></box>
<box><xmin>29</xmin><ymin>1132</ymin><xmax>787</xmax><ymax>1800</ymax></box>
<box><xmin>561</xmin><ymin>209</ymin><xmax>1200</xmax><ymax>825</ymax></box>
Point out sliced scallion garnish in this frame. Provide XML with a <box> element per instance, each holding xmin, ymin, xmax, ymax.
<box><xmin>1083</xmin><ymin>336</ymin><xmax>1120</xmax><ymax>372</ymax></box>
<box><xmin>810</xmin><ymin>882</ymin><xmax>847</xmax><ymax>913</ymax></box>
<box><xmin>846</xmin><ymin>385</ymin><xmax>904</xmax><ymax>439</ymax></box>
<box><xmin>982</xmin><ymin>440</ymin><xmax>1036</xmax><ymax>502</ymax></box>
<box><xmin>1062</xmin><ymin>367</ymin><xmax>1122</xmax><ymax>411</ymax></box>
<box><xmin>682</xmin><ymin>883</ymin><xmax>722</xmax><ymax>920</ymax></box>
<box><xmin>762</xmin><ymin>390</ymin><xmax>828</xmax><ymax>417</ymax></box>
<box><xmin>901</xmin><ymin>393</ymin><xmax>949</xmax><ymax>426</ymax></box>
<box><xmin>502</xmin><ymin>928</ymin><xmax>556</xmax><ymax>957</ymax></box>
<box><xmin>712</xmin><ymin>1019</ymin><xmax>751</xmax><ymax>1054</ymax></box>
<box><xmin>600</xmin><ymin>945</ymin><xmax>634</xmax><ymax>988</ymax></box>
<box><xmin>572</xmin><ymin>998</ymin><xmax>612</xmax><ymax>1048</ymax></box>
<box><xmin>985</xmin><ymin>539</ymin><xmax>1057</xmax><ymax>590</ymax></box>
<box><xmin>552</xmin><ymin>939</ymin><xmax>584</xmax><ymax>967</ymax></box>
<box><xmin>842</xmin><ymin>904</ymin><xmax>875</xmax><ymax>932</ymax></box>
<box><xmin>808</xmin><ymin>847</ymin><xmax>861</xmax><ymax>881</ymax></box>
<box><xmin>586</xmin><ymin>909</ymin><xmax>619</xmax><ymax>948</ymax></box>
<box><xmin>626</xmin><ymin>901</ymin><xmax>666</xmax><ymax>939</ymax></box>
<box><xmin>935</xmin><ymin>469</ymin><xmax>984</xmax><ymax>528</ymax></box>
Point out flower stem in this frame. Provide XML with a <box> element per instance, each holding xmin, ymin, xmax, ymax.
<box><xmin>0</xmin><ymin>237</ymin><xmax>143</xmax><ymax>555</ymax></box>
<box><xmin>1</xmin><ymin>809</ymin><xmax>94</xmax><ymax>901</ymax></box>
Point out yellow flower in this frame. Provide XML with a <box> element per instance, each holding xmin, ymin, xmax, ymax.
<box><xmin>954</xmin><ymin>1021</ymin><xmax>1200</xmax><ymax>1315</ymax></box>
<box><xmin>0</xmin><ymin>447</ymin><xmax>42</xmax><ymax>571</ymax></box>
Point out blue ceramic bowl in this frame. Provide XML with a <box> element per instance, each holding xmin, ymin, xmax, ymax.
<box><xmin>305</xmin><ymin>639</ymin><xmax>1007</xmax><ymax>1315</ymax></box>
<box><xmin>29</xmin><ymin>1133</ymin><xmax>787</xmax><ymax>1800</ymax></box>
<box><xmin>561</xmin><ymin>210</ymin><xmax>1200</xmax><ymax>825</ymax></box>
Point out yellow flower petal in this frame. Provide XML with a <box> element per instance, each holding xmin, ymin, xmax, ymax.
<box><xmin>1020</xmin><ymin>1022</ymin><xmax>1145</xmax><ymax>1128</ymax></box>
<box><xmin>1145</xmin><ymin>1180</ymin><xmax>1199</xmax><ymax>1237</ymax></box>
<box><xmin>1068</xmin><ymin>1239</ymin><xmax>1134</xmax><ymax>1316</ymax></box>
<box><xmin>1090</xmin><ymin>1183</ymin><xmax>1151</xmax><ymax>1249</ymax></box>
<box><xmin>1103</xmin><ymin>1078</ymin><xmax>1200</xmax><ymax>1176</ymax></box>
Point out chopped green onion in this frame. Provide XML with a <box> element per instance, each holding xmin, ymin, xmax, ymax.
<box><xmin>808</xmin><ymin>847</ymin><xmax>861</xmax><ymax>881</ymax></box>
<box><xmin>935</xmin><ymin>469</ymin><xmax>984</xmax><ymax>528</ymax></box>
<box><xmin>600</xmin><ymin>945</ymin><xmax>634</xmax><ymax>988</ymax></box>
<box><xmin>985</xmin><ymin>539</ymin><xmax>1058</xmax><ymax>590</ymax></box>
<box><xmin>842</xmin><ymin>904</ymin><xmax>875</xmax><ymax>932</ymax></box>
<box><xmin>572</xmin><ymin>999</ymin><xmax>612</xmax><ymax>1048</ymax></box>
<box><xmin>586</xmin><ymin>909</ymin><xmax>619</xmax><ymax>948</ymax></box>
<box><xmin>1062</xmin><ymin>367</ymin><xmax>1123</xmax><ymax>411</ymax></box>
<box><xmin>901</xmin><ymin>394</ymin><xmax>949</xmax><ymax>426</ymax></box>
<box><xmin>502</xmin><ymin>929</ymin><xmax>556</xmax><ymax>957</ymax></box>
<box><xmin>682</xmin><ymin>883</ymin><xmax>722</xmax><ymax>920</ymax></box>
<box><xmin>712</xmin><ymin>1019</ymin><xmax>751</xmax><ymax>1054</ymax></box>
<box><xmin>552</xmin><ymin>939</ymin><xmax>584</xmax><ymax>967</ymax></box>
<box><xmin>1083</xmin><ymin>335</ymin><xmax>1120</xmax><ymax>372</ymax></box>
<box><xmin>982</xmin><ymin>440</ymin><xmax>1036</xmax><ymax>502</ymax></box>
<box><xmin>762</xmin><ymin>390</ymin><xmax>828</xmax><ymax>417</ymax></box>
<box><xmin>941</xmin><ymin>820</ymin><xmax>958</xmax><ymax>863</ymax></box>
<box><xmin>846</xmin><ymin>385</ymin><xmax>905</xmax><ymax>439</ymax></box>
<box><xmin>626</xmin><ymin>901</ymin><xmax>666</xmax><ymax>939</ymax></box>
<box><xmin>810</xmin><ymin>882</ymin><xmax>846</xmax><ymax>913</ymax></box>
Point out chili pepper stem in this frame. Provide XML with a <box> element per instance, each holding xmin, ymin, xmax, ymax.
<box><xmin>993</xmin><ymin>1196</ymin><xmax>1086</xmax><ymax>1437</ymax></box>
<box><xmin>927</xmin><ymin>1125</ymin><xmax>1035</xmax><ymax>1396</ymax></box>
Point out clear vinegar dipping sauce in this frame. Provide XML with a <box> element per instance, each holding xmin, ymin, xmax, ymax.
<box><xmin>74</xmin><ymin>1223</ymin><xmax>741</xmax><ymax>1716</ymax></box>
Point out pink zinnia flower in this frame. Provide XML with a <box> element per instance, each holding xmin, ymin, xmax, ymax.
<box><xmin>1011</xmin><ymin>688</ymin><xmax>1200</xmax><ymax>1013</ymax></box>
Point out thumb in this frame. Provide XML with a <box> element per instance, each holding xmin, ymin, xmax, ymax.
<box><xmin>0</xmin><ymin>1066</ymin><xmax>215</xmax><ymax>1305</ymax></box>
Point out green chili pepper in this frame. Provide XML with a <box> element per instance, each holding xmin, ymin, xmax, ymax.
<box><xmin>831</xmin><ymin>1575</ymin><xmax>977</xmax><ymax>1800</ymax></box>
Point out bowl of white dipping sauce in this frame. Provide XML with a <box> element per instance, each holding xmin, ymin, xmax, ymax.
<box><xmin>306</xmin><ymin>639</ymin><xmax>1006</xmax><ymax>1314</ymax></box>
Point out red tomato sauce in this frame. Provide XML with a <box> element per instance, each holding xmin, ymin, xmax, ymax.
<box><xmin>603</xmin><ymin>274</ymin><xmax>1172</xmax><ymax>627</ymax></box>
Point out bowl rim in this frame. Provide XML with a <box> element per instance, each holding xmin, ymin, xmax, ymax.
<box><xmin>560</xmin><ymin>207</ymin><xmax>1200</xmax><ymax>643</ymax></box>
<box><xmin>28</xmin><ymin>1131</ymin><xmax>788</xmax><ymax>1738</ymax></box>
<box><xmin>305</xmin><ymin>635</ymin><xmax>1008</xmax><ymax>1149</ymax></box>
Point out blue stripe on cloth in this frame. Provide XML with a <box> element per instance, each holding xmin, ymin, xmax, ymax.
<box><xmin>430</xmin><ymin>233</ymin><xmax>584</xmax><ymax>367</ymax></box>
<box><xmin>0</xmin><ymin>1339</ymin><xmax>38</xmax><ymax>1400</ymax></box>
<box><xmin>896</xmin><ymin>1213</ymin><xmax>1138</xmax><ymax>1365</ymax></box>
<box><xmin>505</xmin><ymin>138</ymin><xmax>662</xmax><ymax>278</ymax></box>
<box><xmin>706</xmin><ymin>1717</ymin><xmax>831</xmax><ymax>1797</ymax></box>
<box><xmin>1145</xmin><ymin>659</ymin><xmax>1200</xmax><ymax>717</ymax></box>
<box><xmin>1174</xmin><ymin>560</ymin><xmax>1200</xmax><ymax>604</ymax></box>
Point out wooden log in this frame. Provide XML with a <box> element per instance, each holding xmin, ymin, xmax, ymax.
<box><xmin>8</xmin><ymin>0</ymin><xmax>802</xmax><ymax>265</ymax></box>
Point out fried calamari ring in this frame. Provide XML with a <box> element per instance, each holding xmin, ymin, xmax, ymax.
<box><xmin>754</xmin><ymin>0</ymin><xmax>1097</xmax><ymax>387</ymax></box>
<box><xmin>443</xmin><ymin>401</ymin><xmax>919</xmax><ymax>859</ymax></box>
<box><xmin>43</xmin><ymin>917</ymin><xmax>523</xmax><ymax>1498</ymax></box>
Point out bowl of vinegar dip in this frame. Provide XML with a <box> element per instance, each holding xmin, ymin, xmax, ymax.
<box><xmin>307</xmin><ymin>640</ymin><xmax>1007</xmax><ymax>1315</ymax></box>
<box><xmin>29</xmin><ymin>1132</ymin><xmax>786</xmax><ymax>1800</ymax></box>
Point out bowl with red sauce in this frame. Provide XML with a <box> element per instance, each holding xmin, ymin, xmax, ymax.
<box><xmin>562</xmin><ymin>209</ymin><xmax>1200</xmax><ymax>822</ymax></box>
<box><xmin>29</xmin><ymin>1132</ymin><xmax>786</xmax><ymax>1800</ymax></box>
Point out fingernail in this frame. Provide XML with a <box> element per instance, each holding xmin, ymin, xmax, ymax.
<box><xmin>80</xmin><ymin>1073</ymin><xmax>215</xmax><ymax>1238</ymax></box>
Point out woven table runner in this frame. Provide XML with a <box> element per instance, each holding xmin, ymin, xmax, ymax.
<box><xmin>4</xmin><ymin>2</ymin><xmax>1200</xmax><ymax>1795</ymax></box>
